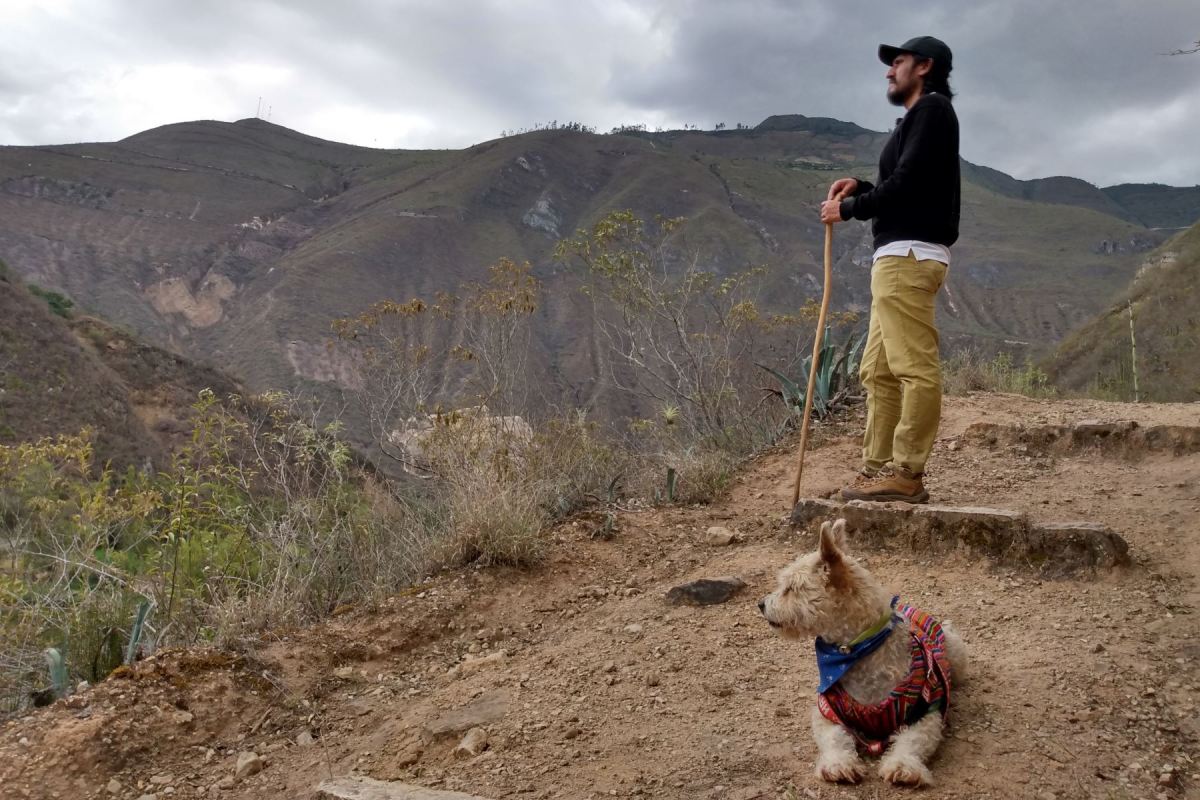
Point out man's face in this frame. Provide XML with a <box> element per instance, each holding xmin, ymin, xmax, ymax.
<box><xmin>886</xmin><ymin>53</ymin><xmax>928</xmax><ymax>107</ymax></box>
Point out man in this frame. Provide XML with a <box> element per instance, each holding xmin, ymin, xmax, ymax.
<box><xmin>819</xmin><ymin>36</ymin><xmax>959</xmax><ymax>503</ymax></box>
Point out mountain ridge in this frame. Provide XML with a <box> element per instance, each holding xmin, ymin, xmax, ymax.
<box><xmin>2</xmin><ymin>115</ymin><xmax>1197</xmax><ymax>448</ymax></box>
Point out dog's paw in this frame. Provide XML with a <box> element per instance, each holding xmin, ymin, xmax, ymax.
<box><xmin>879</xmin><ymin>755</ymin><xmax>934</xmax><ymax>787</ymax></box>
<box><xmin>815</xmin><ymin>755</ymin><xmax>865</xmax><ymax>784</ymax></box>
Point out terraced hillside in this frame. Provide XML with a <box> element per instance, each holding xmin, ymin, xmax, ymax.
<box><xmin>0</xmin><ymin>258</ymin><xmax>240</xmax><ymax>467</ymax></box>
<box><xmin>1</xmin><ymin>117</ymin><xmax>1196</xmax><ymax>445</ymax></box>
<box><xmin>1049</xmin><ymin>219</ymin><xmax>1200</xmax><ymax>401</ymax></box>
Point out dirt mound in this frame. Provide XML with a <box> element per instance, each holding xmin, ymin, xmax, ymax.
<box><xmin>2</xmin><ymin>394</ymin><xmax>1198</xmax><ymax>800</ymax></box>
<box><xmin>966</xmin><ymin>419</ymin><xmax>1200</xmax><ymax>458</ymax></box>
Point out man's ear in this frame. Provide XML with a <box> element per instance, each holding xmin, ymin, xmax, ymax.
<box><xmin>914</xmin><ymin>57</ymin><xmax>934</xmax><ymax>78</ymax></box>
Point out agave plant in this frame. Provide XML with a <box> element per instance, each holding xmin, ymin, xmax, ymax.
<box><xmin>758</xmin><ymin>326</ymin><xmax>866</xmax><ymax>420</ymax></box>
<box><xmin>43</xmin><ymin>648</ymin><xmax>69</xmax><ymax>700</ymax></box>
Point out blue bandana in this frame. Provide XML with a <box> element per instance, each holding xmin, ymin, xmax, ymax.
<box><xmin>814</xmin><ymin>596</ymin><xmax>902</xmax><ymax>693</ymax></box>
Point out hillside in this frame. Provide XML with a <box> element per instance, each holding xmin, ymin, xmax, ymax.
<box><xmin>2</xmin><ymin>393</ymin><xmax>1198</xmax><ymax>799</ymax></box>
<box><xmin>2</xmin><ymin>116</ymin><xmax>1198</xmax><ymax>448</ymax></box>
<box><xmin>0</xmin><ymin>258</ymin><xmax>241</xmax><ymax>467</ymax></box>
<box><xmin>1048</xmin><ymin>219</ymin><xmax>1200</xmax><ymax>401</ymax></box>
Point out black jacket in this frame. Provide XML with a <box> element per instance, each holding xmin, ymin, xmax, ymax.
<box><xmin>839</xmin><ymin>92</ymin><xmax>960</xmax><ymax>248</ymax></box>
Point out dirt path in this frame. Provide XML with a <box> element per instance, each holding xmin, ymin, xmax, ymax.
<box><xmin>2</xmin><ymin>394</ymin><xmax>1198</xmax><ymax>800</ymax></box>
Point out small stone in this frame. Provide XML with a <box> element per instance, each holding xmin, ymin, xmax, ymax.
<box><xmin>704</xmin><ymin>526</ymin><xmax>737</xmax><ymax>546</ymax></box>
<box><xmin>602</xmin><ymin>662</ymin><xmax>617</xmax><ymax>673</ymax></box>
<box><xmin>234</xmin><ymin>752</ymin><xmax>264</xmax><ymax>780</ymax></box>
<box><xmin>135</xmin><ymin>794</ymin><xmax>157</xmax><ymax>800</ymax></box>
<box><xmin>296</xmin><ymin>731</ymin><xmax>315</xmax><ymax>747</ymax></box>
<box><xmin>454</xmin><ymin>650</ymin><xmax>507</xmax><ymax>678</ymax></box>
<box><xmin>1091</xmin><ymin>642</ymin><xmax>1106</xmax><ymax>653</ymax></box>
<box><xmin>623</xmin><ymin>624</ymin><xmax>644</xmax><ymax>636</ymax></box>
<box><xmin>453</xmin><ymin>727</ymin><xmax>489</xmax><ymax>759</ymax></box>
<box><xmin>333</xmin><ymin>666</ymin><xmax>356</xmax><ymax>680</ymax></box>
<box><xmin>106</xmin><ymin>778</ymin><xmax>122</xmax><ymax>794</ymax></box>
<box><xmin>149</xmin><ymin>775</ymin><xmax>172</xmax><ymax>785</ymax></box>
<box><xmin>215</xmin><ymin>776</ymin><xmax>235</xmax><ymax>791</ymax></box>
<box><xmin>1159</xmin><ymin>772</ymin><xmax>1176</xmax><ymax>788</ymax></box>
<box><xmin>664</xmin><ymin>577</ymin><xmax>746</xmax><ymax>606</ymax></box>
<box><xmin>645</xmin><ymin>674</ymin><xmax>661</xmax><ymax>688</ymax></box>
<box><xmin>424</xmin><ymin>690</ymin><xmax>512</xmax><ymax>739</ymax></box>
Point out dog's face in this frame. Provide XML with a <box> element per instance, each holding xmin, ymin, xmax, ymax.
<box><xmin>758</xmin><ymin>519</ymin><xmax>891</xmax><ymax>643</ymax></box>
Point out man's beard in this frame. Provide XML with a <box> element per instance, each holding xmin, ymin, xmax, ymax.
<box><xmin>886</xmin><ymin>83</ymin><xmax>907</xmax><ymax>106</ymax></box>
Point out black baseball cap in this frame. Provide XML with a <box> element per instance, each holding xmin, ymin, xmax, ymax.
<box><xmin>878</xmin><ymin>36</ymin><xmax>953</xmax><ymax>69</ymax></box>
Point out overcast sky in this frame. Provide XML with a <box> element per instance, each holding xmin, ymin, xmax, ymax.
<box><xmin>2</xmin><ymin>0</ymin><xmax>1198</xmax><ymax>187</ymax></box>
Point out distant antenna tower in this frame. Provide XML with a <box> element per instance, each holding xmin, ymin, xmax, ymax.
<box><xmin>267</xmin><ymin>105</ymin><xmax>272</xmax><ymax>122</ymax></box>
<box><xmin>256</xmin><ymin>96</ymin><xmax>262</xmax><ymax>118</ymax></box>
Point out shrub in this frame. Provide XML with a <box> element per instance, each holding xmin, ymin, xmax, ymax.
<box><xmin>26</xmin><ymin>284</ymin><xmax>75</xmax><ymax>318</ymax></box>
<box><xmin>0</xmin><ymin>392</ymin><xmax>430</xmax><ymax>713</ymax></box>
<box><xmin>942</xmin><ymin>349</ymin><xmax>1054</xmax><ymax>397</ymax></box>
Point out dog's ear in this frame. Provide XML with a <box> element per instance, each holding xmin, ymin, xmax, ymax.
<box><xmin>819</xmin><ymin>520</ymin><xmax>850</xmax><ymax>590</ymax></box>
<box><xmin>819</xmin><ymin>521</ymin><xmax>844</xmax><ymax>565</ymax></box>
<box><xmin>830</xmin><ymin>518</ymin><xmax>849</xmax><ymax>551</ymax></box>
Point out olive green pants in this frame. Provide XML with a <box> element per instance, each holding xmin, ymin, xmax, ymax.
<box><xmin>859</xmin><ymin>253</ymin><xmax>949</xmax><ymax>476</ymax></box>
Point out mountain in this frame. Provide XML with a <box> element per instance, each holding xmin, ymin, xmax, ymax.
<box><xmin>2</xmin><ymin>116</ymin><xmax>1197</xmax><ymax>446</ymax></box>
<box><xmin>0</xmin><ymin>257</ymin><xmax>240</xmax><ymax>467</ymax></box>
<box><xmin>1047</xmin><ymin>219</ymin><xmax>1200</xmax><ymax>401</ymax></box>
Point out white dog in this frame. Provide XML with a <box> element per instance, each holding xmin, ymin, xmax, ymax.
<box><xmin>758</xmin><ymin>519</ymin><xmax>968</xmax><ymax>786</ymax></box>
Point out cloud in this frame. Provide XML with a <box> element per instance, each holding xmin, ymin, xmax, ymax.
<box><xmin>1</xmin><ymin>0</ymin><xmax>1198</xmax><ymax>186</ymax></box>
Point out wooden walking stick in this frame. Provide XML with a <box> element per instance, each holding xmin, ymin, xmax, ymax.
<box><xmin>791</xmin><ymin>222</ymin><xmax>834</xmax><ymax>507</ymax></box>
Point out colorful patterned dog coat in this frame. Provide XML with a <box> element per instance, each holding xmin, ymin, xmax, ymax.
<box><xmin>816</xmin><ymin>601</ymin><xmax>952</xmax><ymax>755</ymax></box>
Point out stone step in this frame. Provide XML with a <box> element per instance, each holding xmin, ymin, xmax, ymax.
<box><xmin>965</xmin><ymin>420</ymin><xmax>1200</xmax><ymax>458</ymax></box>
<box><xmin>791</xmin><ymin>498</ymin><xmax>1130</xmax><ymax>577</ymax></box>
<box><xmin>317</xmin><ymin>776</ymin><xmax>494</xmax><ymax>800</ymax></box>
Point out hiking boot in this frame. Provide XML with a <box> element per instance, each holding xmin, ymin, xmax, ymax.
<box><xmin>840</xmin><ymin>469</ymin><xmax>929</xmax><ymax>504</ymax></box>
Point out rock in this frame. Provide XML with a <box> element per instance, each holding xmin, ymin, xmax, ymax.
<box><xmin>135</xmin><ymin>794</ymin><xmax>158</xmax><ymax>800</ymax></box>
<box><xmin>790</xmin><ymin>499</ymin><xmax>1130</xmax><ymax>577</ymax></box>
<box><xmin>316</xmin><ymin>777</ymin><xmax>495</xmax><ymax>799</ymax></box>
<box><xmin>394</xmin><ymin>732</ymin><xmax>426</xmax><ymax>767</ymax></box>
<box><xmin>704</xmin><ymin>526</ymin><xmax>737</xmax><ymax>546</ymax></box>
<box><xmin>1091</xmin><ymin>642</ymin><xmax>1106</xmax><ymax>653</ymax></box>
<box><xmin>106</xmin><ymin>778</ymin><xmax>122</xmax><ymax>794</ymax></box>
<box><xmin>296</xmin><ymin>731</ymin><xmax>316</xmax><ymax>747</ymax></box>
<box><xmin>645</xmin><ymin>673</ymin><xmax>661</xmax><ymax>687</ymax></box>
<box><xmin>215</xmin><ymin>777</ymin><xmax>235</xmax><ymax>791</ymax></box>
<box><xmin>664</xmin><ymin>577</ymin><xmax>746</xmax><ymax>606</ymax></box>
<box><xmin>623</xmin><ymin>623</ymin><xmax>644</xmax><ymax>636</ymax></box>
<box><xmin>150</xmin><ymin>774</ymin><xmax>173</xmax><ymax>785</ymax></box>
<box><xmin>334</xmin><ymin>666</ymin><xmax>357</xmax><ymax>680</ymax></box>
<box><xmin>424</xmin><ymin>690</ymin><xmax>511</xmax><ymax>739</ymax></box>
<box><xmin>234</xmin><ymin>752</ymin><xmax>264</xmax><ymax>780</ymax></box>
<box><xmin>453</xmin><ymin>727</ymin><xmax>489</xmax><ymax>759</ymax></box>
<box><xmin>453</xmin><ymin>650</ymin><xmax>507</xmax><ymax>678</ymax></box>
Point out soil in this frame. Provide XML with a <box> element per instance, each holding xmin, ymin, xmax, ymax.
<box><xmin>2</xmin><ymin>393</ymin><xmax>1199</xmax><ymax>800</ymax></box>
